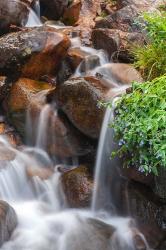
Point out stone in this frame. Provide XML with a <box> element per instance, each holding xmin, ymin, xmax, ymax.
<box><xmin>0</xmin><ymin>200</ymin><xmax>17</xmax><ymax>246</ymax></box>
<box><xmin>61</xmin><ymin>165</ymin><xmax>93</xmax><ymax>208</ymax></box>
<box><xmin>63</xmin><ymin>0</ymin><xmax>82</xmax><ymax>25</ymax></box>
<box><xmin>3</xmin><ymin>77</ymin><xmax>54</xmax><ymax>136</ymax></box>
<box><xmin>121</xmin><ymin>181</ymin><xmax>166</xmax><ymax>249</ymax></box>
<box><xmin>92</xmin><ymin>28</ymin><xmax>145</xmax><ymax>62</ymax></box>
<box><xmin>0</xmin><ymin>0</ymin><xmax>30</xmax><ymax>35</ymax></box>
<box><xmin>55</xmin><ymin>76</ymin><xmax>108</xmax><ymax>139</ymax></box>
<box><xmin>153</xmin><ymin>168</ymin><xmax>166</xmax><ymax>200</ymax></box>
<box><xmin>0</xmin><ymin>26</ymin><xmax>70</xmax><ymax>80</ymax></box>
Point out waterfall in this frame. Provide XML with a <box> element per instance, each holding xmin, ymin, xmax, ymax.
<box><xmin>91</xmin><ymin>102</ymin><xmax>118</xmax><ymax>212</ymax></box>
<box><xmin>36</xmin><ymin>104</ymin><xmax>52</xmax><ymax>150</ymax></box>
<box><xmin>33</xmin><ymin>0</ymin><xmax>40</xmax><ymax>18</ymax></box>
<box><xmin>0</xmin><ymin>34</ymin><xmax>150</xmax><ymax>250</ymax></box>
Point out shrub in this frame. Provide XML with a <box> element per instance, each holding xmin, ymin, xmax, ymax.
<box><xmin>132</xmin><ymin>12</ymin><xmax>166</xmax><ymax>80</ymax></box>
<box><xmin>108</xmin><ymin>75</ymin><xmax>166</xmax><ymax>175</ymax></box>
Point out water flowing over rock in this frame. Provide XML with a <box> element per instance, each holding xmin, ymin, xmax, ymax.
<box><xmin>0</xmin><ymin>26</ymin><xmax>70</xmax><ymax>80</ymax></box>
<box><xmin>0</xmin><ymin>200</ymin><xmax>17</xmax><ymax>246</ymax></box>
<box><xmin>3</xmin><ymin>77</ymin><xmax>93</xmax><ymax>158</ymax></box>
<box><xmin>61</xmin><ymin>165</ymin><xmax>93</xmax><ymax>208</ymax></box>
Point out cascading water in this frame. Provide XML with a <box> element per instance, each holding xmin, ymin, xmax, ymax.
<box><xmin>0</xmin><ymin>20</ymin><xmax>150</xmax><ymax>250</ymax></box>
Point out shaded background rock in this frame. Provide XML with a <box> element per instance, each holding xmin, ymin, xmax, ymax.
<box><xmin>40</xmin><ymin>0</ymin><xmax>69</xmax><ymax>20</ymax></box>
<box><xmin>0</xmin><ymin>0</ymin><xmax>30</xmax><ymax>35</ymax></box>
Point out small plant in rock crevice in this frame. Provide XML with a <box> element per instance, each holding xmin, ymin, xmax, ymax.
<box><xmin>107</xmin><ymin>75</ymin><xmax>166</xmax><ymax>175</ymax></box>
<box><xmin>132</xmin><ymin>12</ymin><xmax>166</xmax><ymax>80</ymax></box>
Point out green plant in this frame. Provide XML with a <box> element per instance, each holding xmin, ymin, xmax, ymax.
<box><xmin>108</xmin><ymin>75</ymin><xmax>166</xmax><ymax>175</ymax></box>
<box><xmin>132</xmin><ymin>12</ymin><xmax>166</xmax><ymax>80</ymax></box>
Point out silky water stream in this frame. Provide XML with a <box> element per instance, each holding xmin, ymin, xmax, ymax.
<box><xmin>0</xmin><ymin>102</ymin><xmax>150</xmax><ymax>250</ymax></box>
<box><xmin>0</xmin><ymin>2</ymin><xmax>151</xmax><ymax>249</ymax></box>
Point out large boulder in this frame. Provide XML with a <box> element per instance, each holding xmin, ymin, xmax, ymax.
<box><xmin>61</xmin><ymin>165</ymin><xmax>93</xmax><ymax>208</ymax></box>
<box><xmin>0</xmin><ymin>26</ymin><xmax>70</xmax><ymax>80</ymax></box>
<box><xmin>55</xmin><ymin>76</ymin><xmax>108</xmax><ymax>139</ymax></box>
<box><xmin>0</xmin><ymin>200</ymin><xmax>17</xmax><ymax>246</ymax></box>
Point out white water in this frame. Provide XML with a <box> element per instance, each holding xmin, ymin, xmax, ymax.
<box><xmin>91</xmin><ymin>100</ymin><xmax>119</xmax><ymax>212</ymax></box>
<box><xmin>0</xmin><ymin>22</ymin><xmax>150</xmax><ymax>250</ymax></box>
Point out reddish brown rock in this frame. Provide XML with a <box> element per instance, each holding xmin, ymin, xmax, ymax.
<box><xmin>0</xmin><ymin>26</ymin><xmax>71</xmax><ymax>80</ymax></box>
<box><xmin>63</xmin><ymin>0</ymin><xmax>82</xmax><ymax>25</ymax></box>
<box><xmin>77</xmin><ymin>0</ymin><xmax>102</xmax><ymax>44</ymax></box>
<box><xmin>61</xmin><ymin>165</ymin><xmax>93</xmax><ymax>208</ymax></box>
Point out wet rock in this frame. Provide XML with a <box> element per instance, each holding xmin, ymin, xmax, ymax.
<box><xmin>40</xmin><ymin>0</ymin><xmax>69</xmax><ymax>20</ymax></box>
<box><xmin>3</xmin><ymin>77</ymin><xmax>54</xmax><ymax>136</ymax></box>
<box><xmin>0</xmin><ymin>26</ymin><xmax>70</xmax><ymax>80</ymax></box>
<box><xmin>121</xmin><ymin>166</ymin><xmax>154</xmax><ymax>186</ymax></box>
<box><xmin>96</xmin><ymin>63</ymin><xmax>143</xmax><ymax>84</ymax></box>
<box><xmin>0</xmin><ymin>121</ymin><xmax>22</xmax><ymax>147</ymax></box>
<box><xmin>92</xmin><ymin>28</ymin><xmax>145</xmax><ymax>62</ymax></box>
<box><xmin>48</xmin><ymin>112</ymin><xmax>94</xmax><ymax>158</ymax></box>
<box><xmin>102</xmin><ymin>5</ymin><xmax>139</xmax><ymax>32</ymax></box>
<box><xmin>0</xmin><ymin>76</ymin><xmax>9</xmax><ymax>103</ymax></box>
<box><xmin>153</xmin><ymin>168</ymin><xmax>166</xmax><ymax>200</ymax></box>
<box><xmin>63</xmin><ymin>0</ymin><xmax>82</xmax><ymax>25</ymax></box>
<box><xmin>26</xmin><ymin>166</ymin><xmax>53</xmax><ymax>180</ymax></box>
<box><xmin>0</xmin><ymin>144</ymin><xmax>16</xmax><ymax>161</ymax></box>
<box><xmin>55</xmin><ymin>76</ymin><xmax>109</xmax><ymax>139</ymax></box>
<box><xmin>61</xmin><ymin>165</ymin><xmax>93</xmax><ymax>208</ymax></box>
<box><xmin>118</xmin><ymin>0</ymin><xmax>165</xmax><ymax>11</ymax></box>
<box><xmin>68</xmin><ymin>48</ymin><xmax>89</xmax><ymax>71</ymax></box>
<box><xmin>56</xmin><ymin>47</ymin><xmax>89</xmax><ymax>84</ymax></box>
<box><xmin>121</xmin><ymin>181</ymin><xmax>166</xmax><ymax>249</ymax></box>
<box><xmin>79</xmin><ymin>55</ymin><xmax>100</xmax><ymax>73</ymax></box>
<box><xmin>76</xmin><ymin>0</ymin><xmax>102</xmax><ymax>44</ymax></box>
<box><xmin>0</xmin><ymin>0</ymin><xmax>30</xmax><ymax>35</ymax></box>
<box><xmin>0</xmin><ymin>200</ymin><xmax>17</xmax><ymax>246</ymax></box>
<box><xmin>67</xmin><ymin>217</ymin><xmax>116</xmax><ymax>250</ymax></box>
<box><xmin>4</xmin><ymin>78</ymin><xmax>94</xmax><ymax>158</ymax></box>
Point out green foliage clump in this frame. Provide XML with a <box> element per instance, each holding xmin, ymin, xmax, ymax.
<box><xmin>132</xmin><ymin>12</ymin><xmax>166</xmax><ymax>80</ymax></box>
<box><xmin>109</xmin><ymin>75</ymin><xmax>166</xmax><ymax>175</ymax></box>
